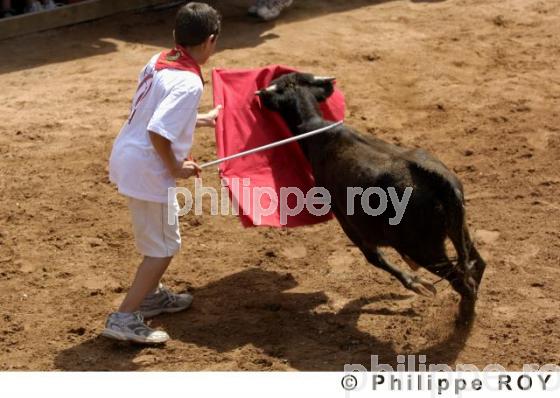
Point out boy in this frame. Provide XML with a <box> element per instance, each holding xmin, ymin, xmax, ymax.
<box><xmin>103</xmin><ymin>2</ymin><xmax>221</xmax><ymax>344</ymax></box>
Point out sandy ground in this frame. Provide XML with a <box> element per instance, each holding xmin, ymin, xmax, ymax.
<box><xmin>0</xmin><ymin>0</ymin><xmax>559</xmax><ymax>371</ymax></box>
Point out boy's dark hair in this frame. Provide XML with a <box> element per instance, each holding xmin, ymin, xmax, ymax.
<box><xmin>175</xmin><ymin>2</ymin><xmax>221</xmax><ymax>47</ymax></box>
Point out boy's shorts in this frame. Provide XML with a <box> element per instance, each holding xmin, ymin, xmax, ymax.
<box><xmin>127</xmin><ymin>197</ymin><xmax>181</xmax><ymax>258</ymax></box>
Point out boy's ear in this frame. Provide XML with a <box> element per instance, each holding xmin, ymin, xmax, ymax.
<box><xmin>204</xmin><ymin>34</ymin><xmax>218</xmax><ymax>48</ymax></box>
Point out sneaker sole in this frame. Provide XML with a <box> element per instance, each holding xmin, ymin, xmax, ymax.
<box><xmin>100</xmin><ymin>328</ymin><xmax>169</xmax><ymax>344</ymax></box>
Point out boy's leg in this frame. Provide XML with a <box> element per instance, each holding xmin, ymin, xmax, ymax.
<box><xmin>118</xmin><ymin>256</ymin><xmax>172</xmax><ymax>313</ymax></box>
<box><xmin>102</xmin><ymin>197</ymin><xmax>186</xmax><ymax>344</ymax></box>
<box><xmin>118</xmin><ymin>254</ymin><xmax>193</xmax><ymax>318</ymax></box>
<box><xmin>102</xmin><ymin>256</ymin><xmax>173</xmax><ymax>344</ymax></box>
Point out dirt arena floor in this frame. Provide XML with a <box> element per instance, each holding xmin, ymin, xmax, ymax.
<box><xmin>0</xmin><ymin>0</ymin><xmax>559</xmax><ymax>371</ymax></box>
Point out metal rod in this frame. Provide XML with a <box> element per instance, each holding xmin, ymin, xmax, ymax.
<box><xmin>200</xmin><ymin>120</ymin><xmax>344</xmax><ymax>169</ymax></box>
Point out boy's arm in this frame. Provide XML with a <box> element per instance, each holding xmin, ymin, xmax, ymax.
<box><xmin>149</xmin><ymin>131</ymin><xmax>201</xmax><ymax>179</ymax></box>
<box><xmin>197</xmin><ymin>105</ymin><xmax>222</xmax><ymax>127</ymax></box>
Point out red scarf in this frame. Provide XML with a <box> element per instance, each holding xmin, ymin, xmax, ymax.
<box><xmin>154</xmin><ymin>45</ymin><xmax>203</xmax><ymax>81</ymax></box>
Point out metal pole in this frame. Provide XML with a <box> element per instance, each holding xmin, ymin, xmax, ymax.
<box><xmin>199</xmin><ymin>120</ymin><xmax>343</xmax><ymax>169</ymax></box>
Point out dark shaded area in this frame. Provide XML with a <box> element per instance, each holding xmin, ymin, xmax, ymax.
<box><xmin>55</xmin><ymin>268</ymin><xmax>470</xmax><ymax>371</ymax></box>
<box><xmin>1</xmin><ymin>0</ymin><xmax>79</xmax><ymax>16</ymax></box>
<box><xmin>0</xmin><ymin>0</ymin><xmax>446</xmax><ymax>74</ymax></box>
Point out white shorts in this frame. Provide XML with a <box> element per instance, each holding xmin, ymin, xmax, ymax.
<box><xmin>127</xmin><ymin>197</ymin><xmax>181</xmax><ymax>258</ymax></box>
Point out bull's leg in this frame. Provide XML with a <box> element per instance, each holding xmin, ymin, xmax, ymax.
<box><xmin>334</xmin><ymin>213</ymin><xmax>436</xmax><ymax>297</ymax></box>
<box><xmin>443</xmin><ymin>266</ymin><xmax>478</xmax><ymax>325</ymax></box>
<box><xmin>447</xmin><ymin>218</ymin><xmax>482</xmax><ymax>298</ymax></box>
<box><xmin>401</xmin><ymin>254</ymin><xmax>420</xmax><ymax>271</ymax></box>
<box><xmin>362</xmin><ymin>248</ymin><xmax>437</xmax><ymax>297</ymax></box>
<box><xmin>447</xmin><ymin>225</ymin><xmax>485</xmax><ymax>325</ymax></box>
<box><xmin>469</xmin><ymin>244</ymin><xmax>486</xmax><ymax>286</ymax></box>
<box><xmin>401</xmin><ymin>247</ymin><xmax>477</xmax><ymax>325</ymax></box>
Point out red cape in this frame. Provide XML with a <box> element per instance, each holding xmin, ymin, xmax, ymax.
<box><xmin>212</xmin><ymin>65</ymin><xmax>345</xmax><ymax>227</ymax></box>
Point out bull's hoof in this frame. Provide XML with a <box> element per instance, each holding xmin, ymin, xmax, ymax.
<box><xmin>408</xmin><ymin>276</ymin><xmax>437</xmax><ymax>297</ymax></box>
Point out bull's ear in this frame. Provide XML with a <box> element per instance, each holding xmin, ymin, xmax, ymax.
<box><xmin>309</xmin><ymin>88</ymin><xmax>332</xmax><ymax>102</ymax></box>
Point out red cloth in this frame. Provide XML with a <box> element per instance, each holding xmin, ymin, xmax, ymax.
<box><xmin>154</xmin><ymin>45</ymin><xmax>203</xmax><ymax>80</ymax></box>
<box><xmin>212</xmin><ymin>65</ymin><xmax>345</xmax><ymax>227</ymax></box>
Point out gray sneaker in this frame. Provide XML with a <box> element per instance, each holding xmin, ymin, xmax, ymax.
<box><xmin>25</xmin><ymin>1</ymin><xmax>43</xmax><ymax>13</ymax></box>
<box><xmin>257</xmin><ymin>0</ymin><xmax>293</xmax><ymax>21</ymax></box>
<box><xmin>248</xmin><ymin>4</ymin><xmax>259</xmax><ymax>15</ymax></box>
<box><xmin>139</xmin><ymin>284</ymin><xmax>193</xmax><ymax>318</ymax></box>
<box><xmin>101</xmin><ymin>312</ymin><xmax>169</xmax><ymax>344</ymax></box>
<box><xmin>43</xmin><ymin>0</ymin><xmax>58</xmax><ymax>10</ymax></box>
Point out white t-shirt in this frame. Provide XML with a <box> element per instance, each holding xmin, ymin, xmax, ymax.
<box><xmin>109</xmin><ymin>54</ymin><xmax>203</xmax><ymax>203</ymax></box>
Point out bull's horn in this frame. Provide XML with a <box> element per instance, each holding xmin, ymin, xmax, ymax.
<box><xmin>265</xmin><ymin>84</ymin><xmax>278</xmax><ymax>92</ymax></box>
<box><xmin>255</xmin><ymin>84</ymin><xmax>278</xmax><ymax>95</ymax></box>
<box><xmin>313</xmin><ymin>76</ymin><xmax>336</xmax><ymax>82</ymax></box>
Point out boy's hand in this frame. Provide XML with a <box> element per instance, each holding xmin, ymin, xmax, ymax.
<box><xmin>173</xmin><ymin>160</ymin><xmax>202</xmax><ymax>179</ymax></box>
<box><xmin>197</xmin><ymin>105</ymin><xmax>223</xmax><ymax>128</ymax></box>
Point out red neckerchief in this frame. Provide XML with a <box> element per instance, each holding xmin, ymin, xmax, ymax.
<box><xmin>154</xmin><ymin>45</ymin><xmax>203</xmax><ymax>82</ymax></box>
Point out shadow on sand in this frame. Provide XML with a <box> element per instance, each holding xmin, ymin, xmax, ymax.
<box><xmin>55</xmin><ymin>268</ymin><xmax>471</xmax><ymax>371</ymax></box>
<box><xmin>0</xmin><ymin>0</ymin><xmax>446</xmax><ymax>74</ymax></box>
